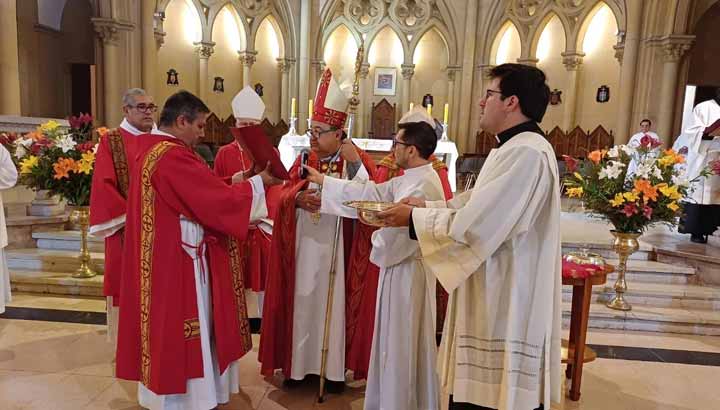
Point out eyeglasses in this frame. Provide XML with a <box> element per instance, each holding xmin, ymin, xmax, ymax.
<box><xmin>129</xmin><ymin>103</ymin><xmax>158</xmax><ymax>113</ymax></box>
<box><xmin>306</xmin><ymin>127</ymin><xmax>337</xmax><ymax>139</ymax></box>
<box><xmin>392</xmin><ymin>139</ymin><xmax>414</xmax><ymax>149</ymax></box>
<box><xmin>484</xmin><ymin>89</ymin><xmax>504</xmax><ymax>100</ymax></box>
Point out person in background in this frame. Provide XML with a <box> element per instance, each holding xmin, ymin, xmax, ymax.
<box><xmin>0</xmin><ymin>142</ymin><xmax>18</xmax><ymax>314</ymax></box>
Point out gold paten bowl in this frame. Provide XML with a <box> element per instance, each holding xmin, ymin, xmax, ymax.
<box><xmin>343</xmin><ymin>200</ymin><xmax>395</xmax><ymax>227</ymax></box>
<box><xmin>564</xmin><ymin>251</ymin><xmax>606</xmax><ymax>266</ymax></box>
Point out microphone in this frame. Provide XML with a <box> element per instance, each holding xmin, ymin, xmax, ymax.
<box><xmin>299</xmin><ymin>149</ymin><xmax>310</xmax><ymax>179</ymax></box>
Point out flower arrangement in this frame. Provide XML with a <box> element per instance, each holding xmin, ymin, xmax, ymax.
<box><xmin>13</xmin><ymin>115</ymin><xmax>100</xmax><ymax>206</ymax></box>
<box><xmin>563</xmin><ymin>135</ymin><xmax>716</xmax><ymax>233</ymax></box>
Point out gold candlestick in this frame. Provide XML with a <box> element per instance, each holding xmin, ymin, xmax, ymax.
<box><xmin>605</xmin><ymin>231</ymin><xmax>640</xmax><ymax>311</ymax></box>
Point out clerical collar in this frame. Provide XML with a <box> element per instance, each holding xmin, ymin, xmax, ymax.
<box><xmin>495</xmin><ymin>121</ymin><xmax>544</xmax><ymax>147</ymax></box>
<box><xmin>403</xmin><ymin>163</ymin><xmax>434</xmax><ymax>176</ymax></box>
<box><xmin>120</xmin><ymin>118</ymin><xmax>157</xmax><ymax>136</ymax></box>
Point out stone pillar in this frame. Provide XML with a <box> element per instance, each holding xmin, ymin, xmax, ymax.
<box><xmin>401</xmin><ymin>64</ymin><xmax>415</xmax><ymax>113</ymax></box>
<box><xmin>656</xmin><ymin>36</ymin><xmax>694</xmax><ymax>146</ymax></box>
<box><xmin>358</xmin><ymin>63</ymin><xmax>370</xmax><ymax>136</ymax></box>
<box><xmin>196</xmin><ymin>42</ymin><xmax>214</xmax><ymax>101</ymax></box>
<box><xmin>446</xmin><ymin>66</ymin><xmax>461</xmax><ymax>136</ymax></box>
<box><xmin>614</xmin><ymin>0</ymin><xmax>642</xmax><ymax>144</ymax></box>
<box><xmin>561</xmin><ymin>52</ymin><xmax>584</xmax><ymax>132</ymax></box>
<box><xmin>93</xmin><ymin>18</ymin><xmax>134</xmax><ymax>127</ymax></box>
<box><xmin>277</xmin><ymin>58</ymin><xmax>294</xmax><ymax>121</ymax></box>
<box><xmin>141</xmin><ymin>0</ymin><xmax>158</xmax><ymax>97</ymax></box>
<box><xmin>0</xmin><ymin>0</ymin><xmax>21</xmax><ymax>115</ymax></box>
<box><xmin>238</xmin><ymin>51</ymin><xmax>257</xmax><ymax>88</ymax></box>
<box><xmin>456</xmin><ymin>0</ymin><xmax>479</xmax><ymax>154</ymax></box>
<box><xmin>298</xmin><ymin>0</ymin><xmax>312</xmax><ymax>131</ymax></box>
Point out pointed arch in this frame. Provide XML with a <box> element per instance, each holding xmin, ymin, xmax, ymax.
<box><xmin>576</xmin><ymin>1</ymin><xmax>618</xmax><ymax>54</ymax></box>
<box><xmin>252</xmin><ymin>13</ymin><xmax>284</xmax><ymax>59</ymax></box>
<box><xmin>207</xmin><ymin>1</ymin><xmax>249</xmax><ymax>50</ymax></box>
<box><xmin>367</xmin><ymin>25</ymin><xmax>405</xmax><ymax>67</ymax></box>
<box><xmin>364</xmin><ymin>22</ymin><xmax>411</xmax><ymax>64</ymax></box>
<box><xmin>319</xmin><ymin>19</ymin><xmax>362</xmax><ymax>64</ymax></box>
<box><xmin>409</xmin><ymin>22</ymin><xmax>455</xmax><ymax>66</ymax></box>
<box><xmin>490</xmin><ymin>21</ymin><xmax>522</xmax><ymax>65</ymax></box>
<box><xmin>529</xmin><ymin>12</ymin><xmax>569</xmax><ymax>60</ymax></box>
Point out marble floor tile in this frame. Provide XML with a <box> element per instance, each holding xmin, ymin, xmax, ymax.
<box><xmin>7</xmin><ymin>292</ymin><xmax>106</xmax><ymax>312</ymax></box>
<box><xmin>585</xmin><ymin>329</ymin><xmax>720</xmax><ymax>353</ymax></box>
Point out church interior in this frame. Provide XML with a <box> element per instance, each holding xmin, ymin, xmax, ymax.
<box><xmin>1</xmin><ymin>0</ymin><xmax>720</xmax><ymax>409</ymax></box>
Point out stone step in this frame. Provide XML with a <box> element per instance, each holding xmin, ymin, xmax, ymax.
<box><xmin>604</xmin><ymin>259</ymin><xmax>696</xmax><ymax>284</ymax></box>
<box><xmin>32</xmin><ymin>230</ymin><xmax>104</xmax><ymax>252</ymax></box>
<box><xmin>562</xmin><ymin>301</ymin><xmax>720</xmax><ymax>336</ymax></box>
<box><xmin>562</xmin><ymin>243</ymin><xmax>654</xmax><ymax>261</ymax></box>
<box><xmin>6</xmin><ymin>248</ymin><xmax>105</xmax><ymax>273</ymax></box>
<box><xmin>9</xmin><ymin>270</ymin><xmax>103</xmax><ymax>297</ymax></box>
<box><xmin>563</xmin><ymin>281</ymin><xmax>720</xmax><ymax>310</ymax></box>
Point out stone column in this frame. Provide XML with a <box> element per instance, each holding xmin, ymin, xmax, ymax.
<box><xmin>141</xmin><ymin>0</ymin><xmax>158</xmax><ymax>97</ymax></box>
<box><xmin>656</xmin><ymin>35</ymin><xmax>694</xmax><ymax>146</ymax></box>
<box><xmin>614</xmin><ymin>0</ymin><xmax>643</xmax><ymax>144</ymax></box>
<box><xmin>456</xmin><ymin>0</ymin><xmax>479</xmax><ymax>154</ymax></box>
<box><xmin>196</xmin><ymin>42</ymin><xmax>214</xmax><ymax>101</ymax></box>
<box><xmin>561</xmin><ymin>52</ymin><xmax>584</xmax><ymax>132</ymax></box>
<box><xmin>298</xmin><ymin>0</ymin><xmax>312</xmax><ymax>131</ymax></box>
<box><xmin>446</xmin><ymin>66</ymin><xmax>461</xmax><ymax>136</ymax></box>
<box><xmin>93</xmin><ymin>18</ymin><xmax>134</xmax><ymax>127</ymax></box>
<box><xmin>400</xmin><ymin>64</ymin><xmax>415</xmax><ymax>113</ymax></box>
<box><xmin>238</xmin><ymin>51</ymin><xmax>257</xmax><ymax>88</ymax></box>
<box><xmin>358</xmin><ymin>63</ymin><xmax>370</xmax><ymax>136</ymax></box>
<box><xmin>277</xmin><ymin>58</ymin><xmax>294</xmax><ymax>121</ymax></box>
<box><xmin>0</xmin><ymin>0</ymin><xmax>21</xmax><ymax>114</ymax></box>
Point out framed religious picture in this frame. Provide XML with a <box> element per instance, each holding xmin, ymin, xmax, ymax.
<box><xmin>374</xmin><ymin>67</ymin><xmax>397</xmax><ymax>96</ymax></box>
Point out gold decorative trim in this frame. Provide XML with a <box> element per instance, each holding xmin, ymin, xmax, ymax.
<box><xmin>106</xmin><ymin>129</ymin><xmax>129</xmax><ymax>198</ymax></box>
<box><xmin>183</xmin><ymin>319</ymin><xmax>201</xmax><ymax>339</ymax></box>
<box><xmin>228</xmin><ymin>238</ymin><xmax>252</xmax><ymax>352</ymax></box>
<box><xmin>139</xmin><ymin>141</ymin><xmax>177</xmax><ymax>386</ymax></box>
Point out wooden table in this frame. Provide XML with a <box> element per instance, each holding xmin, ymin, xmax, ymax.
<box><xmin>561</xmin><ymin>265</ymin><xmax>613</xmax><ymax>401</ymax></box>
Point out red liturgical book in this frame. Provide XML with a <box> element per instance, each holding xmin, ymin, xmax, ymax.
<box><xmin>230</xmin><ymin>125</ymin><xmax>290</xmax><ymax>180</ymax></box>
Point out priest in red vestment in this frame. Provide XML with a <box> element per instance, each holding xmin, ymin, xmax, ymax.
<box><xmin>213</xmin><ymin>86</ymin><xmax>279</xmax><ymax>320</ymax></box>
<box><xmin>89</xmin><ymin>88</ymin><xmax>157</xmax><ymax>349</ymax></box>
<box><xmin>116</xmin><ymin>91</ymin><xmax>280</xmax><ymax>410</ymax></box>
<box><xmin>259</xmin><ymin>68</ymin><xmax>376</xmax><ymax>392</ymax></box>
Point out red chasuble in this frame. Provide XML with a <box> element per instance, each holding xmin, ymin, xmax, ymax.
<box><xmin>258</xmin><ymin>144</ymin><xmax>376</xmax><ymax>378</ymax></box>
<box><xmin>343</xmin><ymin>152</ymin><xmax>454</xmax><ymax>379</ymax></box>
<box><xmin>117</xmin><ymin>135</ymin><xmax>254</xmax><ymax>394</ymax></box>
<box><xmin>89</xmin><ymin>127</ymin><xmax>139</xmax><ymax>306</ymax></box>
<box><xmin>213</xmin><ymin>142</ymin><xmax>278</xmax><ymax>292</ymax></box>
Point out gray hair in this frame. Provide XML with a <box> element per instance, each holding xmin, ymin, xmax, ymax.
<box><xmin>122</xmin><ymin>88</ymin><xmax>147</xmax><ymax>107</ymax></box>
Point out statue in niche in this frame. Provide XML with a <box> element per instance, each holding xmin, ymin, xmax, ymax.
<box><xmin>550</xmin><ymin>89</ymin><xmax>562</xmax><ymax>105</ymax></box>
<box><xmin>254</xmin><ymin>83</ymin><xmax>264</xmax><ymax>97</ymax></box>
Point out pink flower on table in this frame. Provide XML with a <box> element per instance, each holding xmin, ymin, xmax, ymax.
<box><xmin>640</xmin><ymin>134</ymin><xmax>662</xmax><ymax>149</ymax></box>
<box><xmin>623</xmin><ymin>203</ymin><xmax>638</xmax><ymax>217</ymax></box>
<box><xmin>562</xmin><ymin>155</ymin><xmax>578</xmax><ymax>173</ymax></box>
<box><xmin>710</xmin><ymin>159</ymin><xmax>720</xmax><ymax>176</ymax></box>
<box><xmin>642</xmin><ymin>204</ymin><xmax>653</xmax><ymax>219</ymax></box>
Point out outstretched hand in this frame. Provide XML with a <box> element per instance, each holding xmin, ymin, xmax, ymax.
<box><xmin>399</xmin><ymin>197</ymin><xmax>426</xmax><ymax>208</ymax></box>
<box><xmin>257</xmin><ymin>161</ymin><xmax>282</xmax><ymax>187</ymax></box>
<box><xmin>377</xmin><ymin>203</ymin><xmax>414</xmax><ymax>227</ymax></box>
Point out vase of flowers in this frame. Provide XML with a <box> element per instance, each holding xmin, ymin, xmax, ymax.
<box><xmin>563</xmin><ymin>135</ymin><xmax>717</xmax><ymax>310</ymax></box>
<box><xmin>13</xmin><ymin>115</ymin><xmax>100</xmax><ymax>278</ymax></box>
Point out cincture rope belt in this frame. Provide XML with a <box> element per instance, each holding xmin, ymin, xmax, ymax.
<box><xmin>181</xmin><ymin>236</ymin><xmax>218</xmax><ymax>283</ymax></box>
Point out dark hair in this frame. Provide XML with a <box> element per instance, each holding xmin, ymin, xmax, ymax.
<box><xmin>398</xmin><ymin>121</ymin><xmax>437</xmax><ymax>159</ymax></box>
<box><xmin>488</xmin><ymin>63</ymin><xmax>550</xmax><ymax>122</ymax></box>
<box><xmin>640</xmin><ymin>119</ymin><xmax>652</xmax><ymax>126</ymax></box>
<box><xmin>158</xmin><ymin>90</ymin><xmax>210</xmax><ymax>127</ymax></box>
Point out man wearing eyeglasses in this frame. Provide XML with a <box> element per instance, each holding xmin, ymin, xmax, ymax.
<box><xmin>259</xmin><ymin>68</ymin><xmax>376</xmax><ymax>394</ymax></box>
<box><xmin>379</xmin><ymin>64</ymin><xmax>561</xmax><ymax>410</ymax></box>
<box><xmin>89</xmin><ymin>88</ymin><xmax>158</xmax><ymax>353</ymax></box>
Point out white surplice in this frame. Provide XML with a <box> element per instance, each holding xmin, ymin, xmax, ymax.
<box><xmin>289</xmin><ymin>159</ymin><xmax>369</xmax><ymax>382</ymax></box>
<box><xmin>673</xmin><ymin>99</ymin><xmax>720</xmax><ymax>203</ymax></box>
<box><xmin>321</xmin><ymin>163</ymin><xmax>445</xmax><ymax>410</ymax></box>
<box><xmin>136</xmin><ymin>129</ymin><xmax>268</xmax><ymax>410</ymax></box>
<box><xmin>0</xmin><ymin>144</ymin><xmax>18</xmax><ymax>314</ymax></box>
<box><xmin>412</xmin><ymin>132</ymin><xmax>562</xmax><ymax>410</ymax></box>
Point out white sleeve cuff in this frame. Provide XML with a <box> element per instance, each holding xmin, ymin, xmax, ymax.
<box><xmin>89</xmin><ymin>214</ymin><xmax>126</xmax><ymax>238</ymax></box>
<box><xmin>248</xmin><ymin>175</ymin><xmax>268</xmax><ymax>222</ymax></box>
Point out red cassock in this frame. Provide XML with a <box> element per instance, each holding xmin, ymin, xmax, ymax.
<box><xmin>344</xmin><ymin>152</ymin><xmax>454</xmax><ymax>379</ymax></box>
<box><xmin>89</xmin><ymin>127</ymin><xmax>140</xmax><ymax>306</ymax></box>
<box><xmin>213</xmin><ymin>142</ymin><xmax>280</xmax><ymax>292</ymax></box>
<box><xmin>258</xmin><ymin>144</ymin><xmax>377</xmax><ymax>378</ymax></box>
<box><xmin>116</xmin><ymin>135</ymin><xmax>254</xmax><ymax>394</ymax></box>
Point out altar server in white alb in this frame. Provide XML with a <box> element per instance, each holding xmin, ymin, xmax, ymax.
<box><xmin>0</xmin><ymin>143</ymin><xmax>18</xmax><ymax>314</ymax></box>
<box><xmin>379</xmin><ymin>63</ymin><xmax>562</xmax><ymax>410</ymax></box>
<box><xmin>304</xmin><ymin>106</ymin><xmax>445</xmax><ymax>410</ymax></box>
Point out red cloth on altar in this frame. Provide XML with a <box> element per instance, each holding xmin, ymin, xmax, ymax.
<box><xmin>117</xmin><ymin>135</ymin><xmax>254</xmax><ymax>394</ymax></box>
<box><xmin>561</xmin><ymin>259</ymin><xmax>604</xmax><ymax>279</ymax></box>
<box><xmin>213</xmin><ymin>142</ymin><xmax>277</xmax><ymax>292</ymax></box>
<box><xmin>343</xmin><ymin>152</ymin><xmax>454</xmax><ymax>379</ymax></box>
<box><xmin>258</xmin><ymin>144</ymin><xmax>376</xmax><ymax>377</ymax></box>
<box><xmin>89</xmin><ymin>127</ymin><xmax>139</xmax><ymax>306</ymax></box>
